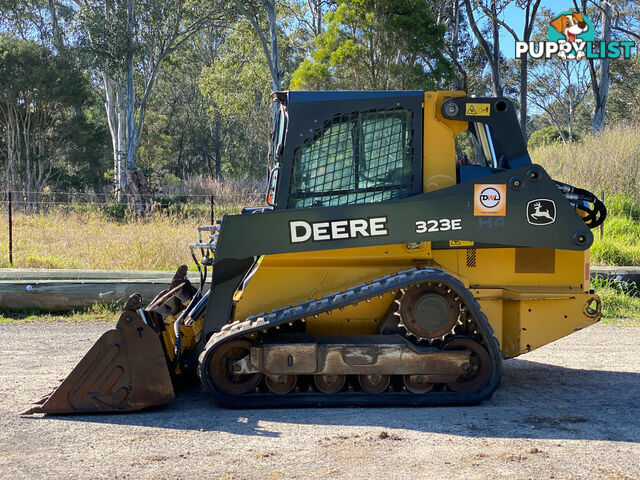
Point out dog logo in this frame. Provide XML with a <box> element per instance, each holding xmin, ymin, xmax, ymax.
<box><xmin>527</xmin><ymin>199</ymin><xmax>556</xmax><ymax>225</ymax></box>
<box><xmin>548</xmin><ymin>11</ymin><xmax>595</xmax><ymax>60</ymax></box>
<box><xmin>474</xmin><ymin>184</ymin><xmax>506</xmax><ymax>216</ymax></box>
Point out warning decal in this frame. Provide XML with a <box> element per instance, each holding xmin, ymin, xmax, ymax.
<box><xmin>465</xmin><ymin>103</ymin><xmax>491</xmax><ymax>116</ymax></box>
<box><xmin>449</xmin><ymin>240</ymin><xmax>475</xmax><ymax>247</ymax></box>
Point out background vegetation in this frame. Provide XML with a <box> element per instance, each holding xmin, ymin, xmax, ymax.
<box><xmin>1</xmin><ymin>0</ymin><xmax>639</xmax><ymax>197</ymax></box>
<box><xmin>1</xmin><ymin>1</ymin><xmax>638</xmax><ymax>321</ymax></box>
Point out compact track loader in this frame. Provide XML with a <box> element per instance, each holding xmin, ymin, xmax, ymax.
<box><xmin>23</xmin><ymin>90</ymin><xmax>606</xmax><ymax>415</ymax></box>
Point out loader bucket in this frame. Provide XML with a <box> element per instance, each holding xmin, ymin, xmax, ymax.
<box><xmin>21</xmin><ymin>295</ymin><xmax>175</xmax><ymax>415</ymax></box>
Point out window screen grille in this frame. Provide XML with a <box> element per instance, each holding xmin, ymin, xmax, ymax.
<box><xmin>287</xmin><ymin>109</ymin><xmax>415</xmax><ymax>208</ymax></box>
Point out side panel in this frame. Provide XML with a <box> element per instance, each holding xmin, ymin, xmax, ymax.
<box><xmin>233</xmin><ymin>243</ymin><xmax>433</xmax><ymax>327</ymax></box>
<box><xmin>232</xmin><ymin>245</ymin><xmax>599</xmax><ymax>359</ymax></box>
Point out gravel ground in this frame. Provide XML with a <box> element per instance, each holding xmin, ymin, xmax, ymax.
<box><xmin>1</xmin><ymin>321</ymin><xmax>639</xmax><ymax>480</ymax></box>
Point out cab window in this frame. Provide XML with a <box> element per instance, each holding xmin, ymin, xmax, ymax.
<box><xmin>287</xmin><ymin>109</ymin><xmax>415</xmax><ymax>208</ymax></box>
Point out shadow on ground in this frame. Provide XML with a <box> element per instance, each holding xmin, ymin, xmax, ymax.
<box><xmin>25</xmin><ymin>358</ymin><xmax>640</xmax><ymax>443</ymax></box>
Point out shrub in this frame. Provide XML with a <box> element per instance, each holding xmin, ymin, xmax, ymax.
<box><xmin>528</xmin><ymin>126</ymin><xmax>579</xmax><ymax>150</ymax></box>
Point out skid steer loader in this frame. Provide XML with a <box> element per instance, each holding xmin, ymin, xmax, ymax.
<box><xmin>22</xmin><ymin>90</ymin><xmax>606</xmax><ymax>415</ymax></box>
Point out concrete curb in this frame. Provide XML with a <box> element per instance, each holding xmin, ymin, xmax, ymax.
<box><xmin>0</xmin><ymin>267</ymin><xmax>637</xmax><ymax>312</ymax></box>
<box><xmin>0</xmin><ymin>269</ymin><xmax>187</xmax><ymax>311</ymax></box>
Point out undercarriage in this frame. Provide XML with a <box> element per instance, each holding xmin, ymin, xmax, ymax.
<box><xmin>197</xmin><ymin>268</ymin><xmax>502</xmax><ymax>407</ymax></box>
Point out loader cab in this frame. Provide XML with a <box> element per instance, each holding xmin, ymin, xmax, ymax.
<box><xmin>455</xmin><ymin>122</ymin><xmax>508</xmax><ymax>183</ymax></box>
<box><xmin>267</xmin><ymin>91</ymin><xmax>425</xmax><ymax>210</ymax></box>
<box><xmin>266</xmin><ymin>91</ymin><xmax>530</xmax><ymax>210</ymax></box>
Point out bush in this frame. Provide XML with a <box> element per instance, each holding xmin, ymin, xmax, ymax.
<box><xmin>528</xmin><ymin>126</ymin><xmax>578</xmax><ymax>149</ymax></box>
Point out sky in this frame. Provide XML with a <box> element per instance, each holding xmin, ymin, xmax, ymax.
<box><xmin>499</xmin><ymin>0</ymin><xmax>581</xmax><ymax>58</ymax></box>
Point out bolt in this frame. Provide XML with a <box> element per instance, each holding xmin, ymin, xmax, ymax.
<box><xmin>444</xmin><ymin>102</ymin><xmax>459</xmax><ymax>117</ymax></box>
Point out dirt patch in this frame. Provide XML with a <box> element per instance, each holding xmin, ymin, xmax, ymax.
<box><xmin>1</xmin><ymin>322</ymin><xmax>639</xmax><ymax>480</ymax></box>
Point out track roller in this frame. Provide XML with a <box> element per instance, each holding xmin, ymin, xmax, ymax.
<box><xmin>314</xmin><ymin>374</ymin><xmax>346</xmax><ymax>394</ymax></box>
<box><xmin>266</xmin><ymin>375</ymin><xmax>297</xmax><ymax>394</ymax></box>
<box><xmin>358</xmin><ymin>374</ymin><xmax>390</xmax><ymax>394</ymax></box>
<box><xmin>403</xmin><ymin>375</ymin><xmax>433</xmax><ymax>393</ymax></box>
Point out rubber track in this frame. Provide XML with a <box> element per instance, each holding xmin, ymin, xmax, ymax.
<box><xmin>198</xmin><ymin>267</ymin><xmax>503</xmax><ymax>408</ymax></box>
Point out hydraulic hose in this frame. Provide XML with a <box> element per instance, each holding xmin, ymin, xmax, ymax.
<box><xmin>555</xmin><ymin>180</ymin><xmax>607</xmax><ymax>229</ymax></box>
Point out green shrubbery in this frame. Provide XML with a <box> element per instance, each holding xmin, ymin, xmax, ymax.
<box><xmin>528</xmin><ymin>126</ymin><xmax>580</xmax><ymax>150</ymax></box>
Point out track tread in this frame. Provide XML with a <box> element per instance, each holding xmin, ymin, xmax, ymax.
<box><xmin>198</xmin><ymin>267</ymin><xmax>502</xmax><ymax>408</ymax></box>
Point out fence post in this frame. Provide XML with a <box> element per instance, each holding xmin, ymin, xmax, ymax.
<box><xmin>600</xmin><ymin>190</ymin><xmax>604</xmax><ymax>240</ymax></box>
<box><xmin>210</xmin><ymin>194</ymin><xmax>214</xmax><ymax>225</ymax></box>
<box><xmin>8</xmin><ymin>191</ymin><xmax>13</xmax><ymax>266</ymax></box>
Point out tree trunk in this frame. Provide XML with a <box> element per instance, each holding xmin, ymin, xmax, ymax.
<box><xmin>103</xmin><ymin>73</ymin><xmax>124</xmax><ymax>200</ymax></box>
<box><xmin>47</xmin><ymin>0</ymin><xmax>64</xmax><ymax>52</ymax></box>
<box><xmin>117</xmin><ymin>91</ymin><xmax>126</xmax><ymax>194</ymax></box>
<box><xmin>124</xmin><ymin>0</ymin><xmax>150</xmax><ymax>213</ymax></box>
<box><xmin>213</xmin><ymin>113</ymin><xmax>222</xmax><ymax>178</ymax></box>
<box><xmin>519</xmin><ymin>55</ymin><xmax>528</xmax><ymax>137</ymax></box>
<box><xmin>490</xmin><ymin>2</ymin><xmax>502</xmax><ymax>97</ymax></box>
<box><xmin>265</xmin><ymin>0</ymin><xmax>282</xmax><ymax>93</ymax></box>
<box><xmin>592</xmin><ymin>1</ymin><xmax>611</xmax><ymax>133</ymax></box>
<box><xmin>463</xmin><ymin>0</ymin><xmax>503</xmax><ymax>96</ymax></box>
<box><xmin>125</xmin><ymin>0</ymin><xmax>136</xmax><ymax>173</ymax></box>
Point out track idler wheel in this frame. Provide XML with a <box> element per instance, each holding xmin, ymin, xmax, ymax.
<box><xmin>207</xmin><ymin>340</ymin><xmax>262</xmax><ymax>395</ymax></box>
<box><xmin>358</xmin><ymin>374</ymin><xmax>390</xmax><ymax>394</ymax></box>
<box><xmin>314</xmin><ymin>374</ymin><xmax>346</xmax><ymax>394</ymax></box>
<box><xmin>444</xmin><ymin>338</ymin><xmax>492</xmax><ymax>393</ymax></box>
<box><xmin>266</xmin><ymin>375</ymin><xmax>297</xmax><ymax>394</ymax></box>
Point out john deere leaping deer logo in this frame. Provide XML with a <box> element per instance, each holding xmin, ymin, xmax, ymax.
<box><xmin>527</xmin><ymin>199</ymin><xmax>556</xmax><ymax>225</ymax></box>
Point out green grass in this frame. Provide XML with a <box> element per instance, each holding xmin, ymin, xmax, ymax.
<box><xmin>530</xmin><ymin>125</ymin><xmax>640</xmax><ymax>267</ymax></box>
<box><xmin>0</xmin><ymin>303</ymin><xmax>120</xmax><ymax>324</ymax></box>
<box><xmin>592</xmin><ymin>276</ymin><xmax>640</xmax><ymax>325</ymax></box>
<box><xmin>589</xmin><ymin>194</ymin><xmax>640</xmax><ymax>266</ymax></box>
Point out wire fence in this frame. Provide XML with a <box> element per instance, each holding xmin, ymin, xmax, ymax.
<box><xmin>1</xmin><ymin>189</ymin><xmax>638</xmax><ymax>269</ymax></box>
<box><xmin>0</xmin><ymin>190</ymin><xmax>264</xmax><ymax>209</ymax></box>
<box><xmin>0</xmin><ymin>189</ymin><xmax>264</xmax><ymax>268</ymax></box>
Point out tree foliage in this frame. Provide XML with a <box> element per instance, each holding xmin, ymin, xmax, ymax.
<box><xmin>0</xmin><ymin>36</ymin><xmax>107</xmax><ymax>196</ymax></box>
<box><xmin>0</xmin><ymin>0</ymin><xmax>639</xmax><ymax>197</ymax></box>
<box><xmin>291</xmin><ymin>0</ymin><xmax>450</xmax><ymax>90</ymax></box>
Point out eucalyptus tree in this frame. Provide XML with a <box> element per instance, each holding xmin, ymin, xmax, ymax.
<box><xmin>291</xmin><ymin>0</ymin><xmax>450</xmax><ymax>90</ymax></box>
<box><xmin>0</xmin><ymin>36</ymin><xmax>91</xmax><ymax>197</ymax></box>
<box><xmin>76</xmin><ymin>0</ymin><xmax>230</xmax><ymax>201</ymax></box>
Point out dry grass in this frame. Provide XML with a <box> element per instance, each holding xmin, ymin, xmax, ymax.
<box><xmin>0</xmin><ymin>177</ymin><xmax>264</xmax><ymax>270</ymax></box>
<box><xmin>531</xmin><ymin>123</ymin><xmax>640</xmax><ymax>198</ymax></box>
<box><xmin>0</xmin><ymin>127</ymin><xmax>637</xmax><ymax>271</ymax></box>
<box><xmin>0</xmin><ymin>210</ymin><xmax>204</xmax><ymax>270</ymax></box>
<box><xmin>158</xmin><ymin>174</ymin><xmax>264</xmax><ymax>203</ymax></box>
